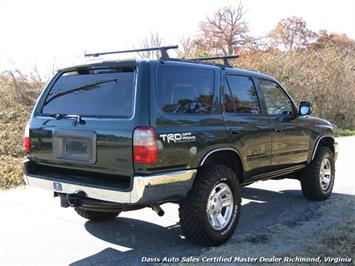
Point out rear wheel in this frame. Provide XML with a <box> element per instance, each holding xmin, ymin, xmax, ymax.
<box><xmin>74</xmin><ymin>208</ymin><xmax>120</xmax><ymax>222</ymax></box>
<box><xmin>179</xmin><ymin>165</ymin><xmax>241</xmax><ymax>246</ymax></box>
<box><xmin>301</xmin><ymin>146</ymin><xmax>335</xmax><ymax>201</ymax></box>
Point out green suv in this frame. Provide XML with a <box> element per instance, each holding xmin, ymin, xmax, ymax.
<box><xmin>23</xmin><ymin>46</ymin><xmax>338</xmax><ymax>246</ymax></box>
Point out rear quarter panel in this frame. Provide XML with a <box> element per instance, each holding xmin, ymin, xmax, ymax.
<box><xmin>137</xmin><ymin>61</ymin><xmax>228</xmax><ymax>174</ymax></box>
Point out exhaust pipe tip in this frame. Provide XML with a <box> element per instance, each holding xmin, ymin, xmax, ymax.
<box><xmin>151</xmin><ymin>205</ymin><xmax>165</xmax><ymax>216</ymax></box>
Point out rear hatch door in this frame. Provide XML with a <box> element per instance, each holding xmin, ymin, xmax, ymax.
<box><xmin>28</xmin><ymin>64</ymin><xmax>145</xmax><ymax>177</ymax></box>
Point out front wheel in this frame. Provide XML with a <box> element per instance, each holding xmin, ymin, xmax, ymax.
<box><xmin>301</xmin><ymin>146</ymin><xmax>335</xmax><ymax>201</ymax></box>
<box><xmin>179</xmin><ymin>165</ymin><xmax>241</xmax><ymax>246</ymax></box>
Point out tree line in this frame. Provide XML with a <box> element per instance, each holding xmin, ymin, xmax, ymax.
<box><xmin>142</xmin><ymin>2</ymin><xmax>354</xmax><ymax>129</ymax></box>
<box><xmin>0</xmin><ymin>1</ymin><xmax>353</xmax><ymax>189</ymax></box>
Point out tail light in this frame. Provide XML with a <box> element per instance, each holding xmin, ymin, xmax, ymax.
<box><xmin>133</xmin><ymin>127</ymin><xmax>157</xmax><ymax>164</ymax></box>
<box><xmin>24</xmin><ymin>123</ymin><xmax>30</xmax><ymax>153</ymax></box>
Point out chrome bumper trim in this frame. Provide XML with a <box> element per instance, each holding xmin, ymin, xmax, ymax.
<box><xmin>24</xmin><ymin>169</ymin><xmax>197</xmax><ymax>204</ymax></box>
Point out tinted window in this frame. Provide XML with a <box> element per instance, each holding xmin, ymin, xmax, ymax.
<box><xmin>157</xmin><ymin>65</ymin><xmax>214</xmax><ymax>114</ymax></box>
<box><xmin>225</xmin><ymin>75</ymin><xmax>261</xmax><ymax>114</ymax></box>
<box><xmin>42</xmin><ymin>69</ymin><xmax>135</xmax><ymax>118</ymax></box>
<box><xmin>259</xmin><ymin>79</ymin><xmax>294</xmax><ymax>115</ymax></box>
<box><xmin>224</xmin><ymin>81</ymin><xmax>234</xmax><ymax>113</ymax></box>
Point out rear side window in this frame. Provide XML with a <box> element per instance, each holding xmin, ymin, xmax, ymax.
<box><xmin>156</xmin><ymin>65</ymin><xmax>214</xmax><ymax>114</ymax></box>
<box><xmin>41</xmin><ymin>68</ymin><xmax>135</xmax><ymax>118</ymax></box>
<box><xmin>224</xmin><ymin>75</ymin><xmax>261</xmax><ymax>114</ymax></box>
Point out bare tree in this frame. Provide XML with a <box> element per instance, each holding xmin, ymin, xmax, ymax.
<box><xmin>30</xmin><ymin>65</ymin><xmax>43</xmax><ymax>83</ymax></box>
<box><xmin>5</xmin><ymin>70</ymin><xmax>34</xmax><ymax>104</ymax></box>
<box><xmin>269</xmin><ymin>16</ymin><xmax>316</xmax><ymax>51</ymax></box>
<box><xmin>137</xmin><ymin>32</ymin><xmax>164</xmax><ymax>59</ymax></box>
<box><xmin>198</xmin><ymin>2</ymin><xmax>250</xmax><ymax>56</ymax></box>
<box><xmin>177</xmin><ymin>36</ymin><xmax>208</xmax><ymax>59</ymax></box>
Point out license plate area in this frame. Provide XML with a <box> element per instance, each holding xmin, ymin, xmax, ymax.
<box><xmin>53</xmin><ymin>130</ymin><xmax>96</xmax><ymax>164</ymax></box>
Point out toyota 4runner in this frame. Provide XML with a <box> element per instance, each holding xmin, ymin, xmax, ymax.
<box><xmin>23</xmin><ymin>46</ymin><xmax>338</xmax><ymax>246</ymax></box>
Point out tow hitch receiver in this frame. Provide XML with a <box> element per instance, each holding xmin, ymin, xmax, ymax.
<box><xmin>58</xmin><ymin>192</ymin><xmax>125</xmax><ymax>212</ymax></box>
<box><xmin>59</xmin><ymin>191</ymin><xmax>86</xmax><ymax>208</ymax></box>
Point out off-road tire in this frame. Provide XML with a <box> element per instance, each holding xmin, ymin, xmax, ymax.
<box><xmin>74</xmin><ymin>208</ymin><xmax>120</xmax><ymax>222</ymax></box>
<box><xmin>301</xmin><ymin>146</ymin><xmax>335</xmax><ymax>201</ymax></box>
<box><xmin>179</xmin><ymin>165</ymin><xmax>241</xmax><ymax>246</ymax></box>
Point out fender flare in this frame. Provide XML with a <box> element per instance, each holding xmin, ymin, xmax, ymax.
<box><xmin>310</xmin><ymin>135</ymin><xmax>335</xmax><ymax>161</ymax></box>
<box><xmin>199</xmin><ymin>147</ymin><xmax>244</xmax><ymax>170</ymax></box>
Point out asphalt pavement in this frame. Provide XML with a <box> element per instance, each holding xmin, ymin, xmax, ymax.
<box><xmin>0</xmin><ymin>137</ymin><xmax>354</xmax><ymax>266</ymax></box>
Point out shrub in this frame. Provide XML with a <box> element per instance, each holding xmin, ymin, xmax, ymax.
<box><xmin>237</xmin><ymin>47</ymin><xmax>355</xmax><ymax>128</ymax></box>
<box><xmin>0</xmin><ymin>72</ymin><xmax>42</xmax><ymax>189</ymax></box>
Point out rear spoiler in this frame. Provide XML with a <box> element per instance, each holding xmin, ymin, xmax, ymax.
<box><xmin>58</xmin><ymin>60</ymin><xmax>137</xmax><ymax>73</ymax></box>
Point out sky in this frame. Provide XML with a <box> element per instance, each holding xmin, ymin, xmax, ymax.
<box><xmin>1</xmin><ymin>0</ymin><xmax>354</xmax><ymax>77</ymax></box>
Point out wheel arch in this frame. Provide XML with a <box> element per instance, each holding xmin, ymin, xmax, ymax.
<box><xmin>310</xmin><ymin>135</ymin><xmax>335</xmax><ymax>161</ymax></box>
<box><xmin>199</xmin><ymin>148</ymin><xmax>244</xmax><ymax>183</ymax></box>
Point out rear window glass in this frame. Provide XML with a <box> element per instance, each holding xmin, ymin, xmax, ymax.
<box><xmin>156</xmin><ymin>65</ymin><xmax>214</xmax><ymax>114</ymax></box>
<box><xmin>41</xmin><ymin>69</ymin><xmax>135</xmax><ymax>118</ymax></box>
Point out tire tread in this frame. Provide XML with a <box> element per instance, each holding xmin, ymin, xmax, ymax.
<box><xmin>301</xmin><ymin>146</ymin><xmax>334</xmax><ymax>201</ymax></box>
<box><xmin>179</xmin><ymin>165</ymin><xmax>240</xmax><ymax>246</ymax></box>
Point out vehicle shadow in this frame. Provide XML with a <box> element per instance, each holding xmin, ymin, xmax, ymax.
<box><xmin>70</xmin><ymin>188</ymin><xmax>354</xmax><ymax>265</ymax></box>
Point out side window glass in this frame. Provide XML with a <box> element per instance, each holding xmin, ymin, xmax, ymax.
<box><xmin>157</xmin><ymin>65</ymin><xmax>214</xmax><ymax>114</ymax></box>
<box><xmin>259</xmin><ymin>79</ymin><xmax>294</xmax><ymax>115</ymax></box>
<box><xmin>224</xmin><ymin>80</ymin><xmax>234</xmax><ymax>113</ymax></box>
<box><xmin>225</xmin><ymin>75</ymin><xmax>261</xmax><ymax>114</ymax></box>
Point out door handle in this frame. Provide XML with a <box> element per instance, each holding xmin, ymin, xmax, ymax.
<box><xmin>230</xmin><ymin>129</ymin><xmax>240</xmax><ymax>135</ymax></box>
<box><xmin>276</xmin><ymin>117</ymin><xmax>285</xmax><ymax>122</ymax></box>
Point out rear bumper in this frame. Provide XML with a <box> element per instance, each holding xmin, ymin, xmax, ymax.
<box><xmin>23</xmin><ymin>161</ymin><xmax>196</xmax><ymax>205</ymax></box>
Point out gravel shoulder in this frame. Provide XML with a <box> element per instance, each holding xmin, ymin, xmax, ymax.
<box><xmin>0</xmin><ymin>137</ymin><xmax>354</xmax><ymax>266</ymax></box>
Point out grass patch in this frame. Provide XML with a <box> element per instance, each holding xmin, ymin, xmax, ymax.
<box><xmin>310</xmin><ymin>219</ymin><xmax>355</xmax><ymax>260</ymax></box>
<box><xmin>335</xmin><ymin>128</ymin><xmax>355</xmax><ymax>137</ymax></box>
<box><xmin>0</xmin><ymin>155</ymin><xmax>24</xmax><ymax>188</ymax></box>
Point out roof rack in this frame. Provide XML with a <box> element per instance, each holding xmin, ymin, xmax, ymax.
<box><xmin>166</xmin><ymin>58</ymin><xmax>227</xmax><ymax>68</ymax></box>
<box><xmin>188</xmin><ymin>55</ymin><xmax>239</xmax><ymax>67</ymax></box>
<box><xmin>84</xmin><ymin>45</ymin><xmax>179</xmax><ymax>60</ymax></box>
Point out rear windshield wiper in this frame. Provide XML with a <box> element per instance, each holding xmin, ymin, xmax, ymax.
<box><xmin>43</xmin><ymin>79</ymin><xmax>119</xmax><ymax>107</ymax></box>
<box><xmin>54</xmin><ymin>113</ymin><xmax>85</xmax><ymax>124</ymax></box>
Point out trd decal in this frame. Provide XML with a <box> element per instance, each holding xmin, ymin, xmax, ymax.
<box><xmin>160</xmin><ymin>132</ymin><xmax>196</xmax><ymax>143</ymax></box>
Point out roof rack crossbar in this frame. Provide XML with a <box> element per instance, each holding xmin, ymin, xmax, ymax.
<box><xmin>85</xmin><ymin>45</ymin><xmax>178</xmax><ymax>60</ymax></box>
<box><xmin>188</xmin><ymin>55</ymin><xmax>239</xmax><ymax>66</ymax></box>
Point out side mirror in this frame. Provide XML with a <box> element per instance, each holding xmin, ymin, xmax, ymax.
<box><xmin>299</xmin><ymin>101</ymin><xmax>312</xmax><ymax>116</ymax></box>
